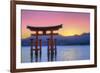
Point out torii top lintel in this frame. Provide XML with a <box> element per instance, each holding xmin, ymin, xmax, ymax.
<box><xmin>27</xmin><ymin>24</ymin><xmax>62</xmax><ymax>31</ymax></box>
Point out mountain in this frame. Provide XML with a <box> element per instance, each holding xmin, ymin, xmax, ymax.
<box><xmin>21</xmin><ymin>33</ymin><xmax>90</xmax><ymax>46</ymax></box>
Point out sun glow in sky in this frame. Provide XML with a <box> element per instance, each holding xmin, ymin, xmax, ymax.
<box><xmin>21</xmin><ymin>10</ymin><xmax>90</xmax><ymax>39</ymax></box>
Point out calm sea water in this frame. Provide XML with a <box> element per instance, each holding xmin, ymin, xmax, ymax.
<box><xmin>21</xmin><ymin>45</ymin><xmax>90</xmax><ymax>63</ymax></box>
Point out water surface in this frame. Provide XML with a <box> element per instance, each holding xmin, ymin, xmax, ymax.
<box><xmin>21</xmin><ymin>45</ymin><xmax>90</xmax><ymax>63</ymax></box>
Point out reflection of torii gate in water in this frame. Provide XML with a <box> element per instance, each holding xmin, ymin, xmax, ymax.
<box><xmin>27</xmin><ymin>24</ymin><xmax>62</xmax><ymax>62</ymax></box>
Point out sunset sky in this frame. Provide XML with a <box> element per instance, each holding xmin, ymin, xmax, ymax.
<box><xmin>21</xmin><ymin>10</ymin><xmax>90</xmax><ymax>39</ymax></box>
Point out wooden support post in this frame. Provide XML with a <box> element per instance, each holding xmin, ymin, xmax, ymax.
<box><xmin>54</xmin><ymin>39</ymin><xmax>57</xmax><ymax>60</ymax></box>
<box><xmin>54</xmin><ymin>39</ymin><xmax>57</xmax><ymax>53</ymax></box>
<box><xmin>35</xmin><ymin>31</ymin><xmax>39</xmax><ymax>62</ymax></box>
<box><xmin>50</xmin><ymin>30</ymin><xmax>54</xmax><ymax>61</ymax></box>
<box><xmin>39</xmin><ymin>39</ymin><xmax>42</xmax><ymax>59</ymax></box>
<box><xmin>50</xmin><ymin>30</ymin><xmax>53</xmax><ymax>51</ymax></box>
<box><xmin>30</xmin><ymin>39</ymin><xmax>33</xmax><ymax>62</ymax></box>
<box><xmin>47</xmin><ymin>39</ymin><xmax>50</xmax><ymax>61</ymax></box>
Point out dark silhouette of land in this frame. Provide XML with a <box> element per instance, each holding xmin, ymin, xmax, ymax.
<box><xmin>21</xmin><ymin>33</ymin><xmax>90</xmax><ymax>46</ymax></box>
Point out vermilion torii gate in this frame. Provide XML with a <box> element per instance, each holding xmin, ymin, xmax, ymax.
<box><xmin>27</xmin><ymin>24</ymin><xmax>62</xmax><ymax>62</ymax></box>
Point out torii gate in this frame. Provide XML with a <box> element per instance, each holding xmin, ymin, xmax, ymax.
<box><xmin>27</xmin><ymin>24</ymin><xmax>62</xmax><ymax>62</ymax></box>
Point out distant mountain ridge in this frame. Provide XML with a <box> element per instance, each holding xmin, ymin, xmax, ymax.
<box><xmin>21</xmin><ymin>33</ymin><xmax>90</xmax><ymax>46</ymax></box>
